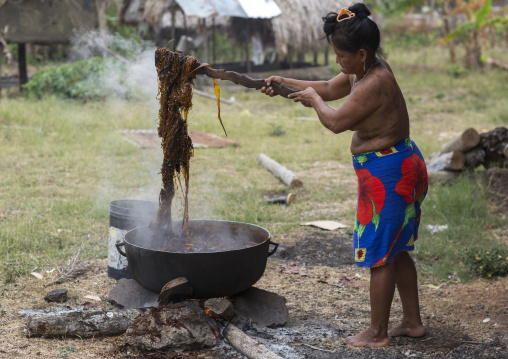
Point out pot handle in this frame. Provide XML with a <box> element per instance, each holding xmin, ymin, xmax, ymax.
<box><xmin>267</xmin><ymin>240</ymin><xmax>279</xmax><ymax>257</ymax></box>
<box><xmin>115</xmin><ymin>241</ymin><xmax>127</xmax><ymax>257</ymax></box>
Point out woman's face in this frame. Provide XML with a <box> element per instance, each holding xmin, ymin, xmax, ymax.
<box><xmin>332</xmin><ymin>43</ymin><xmax>361</xmax><ymax>75</ymax></box>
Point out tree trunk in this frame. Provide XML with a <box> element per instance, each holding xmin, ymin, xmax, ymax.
<box><xmin>95</xmin><ymin>0</ymin><xmax>108</xmax><ymax>33</ymax></box>
<box><xmin>442</xmin><ymin>1</ymin><xmax>457</xmax><ymax>64</ymax></box>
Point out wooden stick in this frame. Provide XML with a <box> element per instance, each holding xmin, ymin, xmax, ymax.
<box><xmin>223</xmin><ymin>323</ymin><xmax>284</xmax><ymax>359</ymax></box>
<box><xmin>195</xmin><ymin>64</ymin><xmax>302</xmax><ymax>98</ymax></box>
<box><xmin>23</xmin><ymin>308</ymin><xmax>140</xmax><ymax>338</ymax></box>
<box><xmin>257</xmin><ymin>153</ymin><xmax>303</xmax><ymax>188</ymax></box>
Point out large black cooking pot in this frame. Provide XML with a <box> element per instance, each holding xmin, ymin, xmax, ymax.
<box><xmin>116</xmin><ymin>220</ymin><xmax>278</xmax><ymax>298</ymax></box>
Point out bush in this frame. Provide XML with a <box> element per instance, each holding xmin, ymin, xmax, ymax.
<box><xmin>463</xmin><ymin>247</ymin><xmax>508</xmax><ymax>278</ymax></box>
<box><xmin>22</xmin><ymin>57</ymin><xmax>118</xmax><ymax>100</ymax></box>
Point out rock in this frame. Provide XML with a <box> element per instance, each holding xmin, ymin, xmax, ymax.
<box><xmin>107</xmin><ymin>279</ymin><xmax>158</xmax><ymax>309</ymax></box>
<box><xmin>126</xmin><ymin>302</ymin><xmax>216</xmax><ymax>351</ymax></box>
<box><xmin>204</xmin><ymin>297</ymin><xmax>235</xmax><ymax>321</ymax></box>
<box><xmin>231</xmin><ymin>287</ymin><xmax>288</xmax><ymax>328</ymax></box>
<box><xmin>44</xmin><ymin>289</ymin><xmax>68</xmax><ymax>303</ymax></box>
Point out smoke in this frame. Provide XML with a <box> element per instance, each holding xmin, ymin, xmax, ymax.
<box><xmin>69</xmin><ymin>30</ymin><xmax>159</xmax><ymax>103</ymax></box>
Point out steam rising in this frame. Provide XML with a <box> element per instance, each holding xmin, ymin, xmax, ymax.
<box><xmin>69</xmin><ymin>30</ymin><xmax>158</xmax><ymax>102</ymax></box>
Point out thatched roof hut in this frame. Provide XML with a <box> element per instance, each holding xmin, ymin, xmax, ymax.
<box><xmin>271</xmin><ymin>0</ymin><xmax>350</xmax><ymax>58</ymax></box>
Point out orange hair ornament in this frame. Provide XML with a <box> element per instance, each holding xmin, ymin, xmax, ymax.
<box><xmin>337</xmin><ymin>8</ymin><xmax>355</xmax><ymax>22</ymax></box>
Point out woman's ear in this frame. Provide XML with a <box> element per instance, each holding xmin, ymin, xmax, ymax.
<box><xmin>359</xmin><ymin>49</ymin><xmax>368</xmax><ymax>62</ymax></box>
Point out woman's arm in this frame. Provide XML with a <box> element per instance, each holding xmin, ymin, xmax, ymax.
<box><xmin>288</xmin><ymin>75</ymin><xmax>382</xmax><ymax>134</ymax></box>
<box><xmin>262</xmin><ymin>72</ymin><xmax>352</xmax><ymax>101</ymax></box>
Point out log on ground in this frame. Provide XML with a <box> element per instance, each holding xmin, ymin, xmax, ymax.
<box><xmin>430</xmin><ymin>128</ymin><xmax>480</xmax><ymax>159</ymax></box>
<box><xmin>223</xmin><ymin>323</ymin><xmax>284</xmax><ymax>359</ymax></box>
<box><xmin>24</xmin><ymin>308</ymin><xmax>140</xmax><ymax>338</ymax></box>
<box><xmin>257</xmin><ymin>153</ymin><xmax>303</xmax><ymax>188</ymax></box>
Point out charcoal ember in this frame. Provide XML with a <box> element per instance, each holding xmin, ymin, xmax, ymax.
<box><xmin>43</xmin><ymin>289</ymin><xmax>68</xmax><ymax>303</ymax></box>
<box><xmin>126</xmin><ymin>302</ymin><xmax>216</xmax><ymax>351</ymax></box>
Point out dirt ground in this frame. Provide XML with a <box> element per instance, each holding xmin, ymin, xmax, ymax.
<box><xmin>1</xmin><ymin>164</ymin><xmax>507</xmax><ymax>358</ymax></box>
<box><xmin>1</xmin><ymin>230</ymin><xmax>507</xmax><ymax>359</ymax></box>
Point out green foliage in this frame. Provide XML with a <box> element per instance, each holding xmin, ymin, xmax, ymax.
<box><xmin>446</xmin><ymin>64</ymin><xmax>469</xmax><ymax>78</ymax></box>
<box><xmin>22</xmin><ymin>57</ymin><xmax>108</xmax><ymax>100</ymax></box>
<box><xmin>269</xmin><ymin>124</ymin><xmax>286</xmax><ymax>137</ymax></box>
<box><xmin>442</xmin><ymin>0</ymin><xmax>508</xmax><ymax>44</ymax></box>
<box><xmin>2</xmin><ymin>260</ymin><xmax>27</xmax><ymax>284</ymax></box>
<box><xmin>376</xmin><ymin>0</ymin><xmax>425</xmax><ymax>17</ymax></box>
<box><xmin>463</xmin><ymin>247</ymin><xmax>508</xmax><ymax>278</ymax></box>
<box><xmin>415</xmin><ymin>175</ymin><xmax>504</xmax><ymax>280</ymax></box>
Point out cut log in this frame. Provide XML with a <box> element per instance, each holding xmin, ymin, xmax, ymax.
<box><xmin>158</xmin><ymin>277</ymin><xmax>193</xmax><ymax>305</ymax></box>
<box><xmin>23</xmin><ymin>308</ymin><xmax>140</xmax><ymax>338</ymax></box>
<box><xmin>257</xmin><ymin>153</ymin><xmax>303</xmax><ymax>188</ymax></box>
<box><xmin>434</xmin><ymin>128</ymin><xmax>480</xmax><ymax>158</ymax></box>
<box><xmin>427</xmin><ymin>150</ymin><xmax>465</xmax><ymax>172</ymax></box>
<box><xmin>223</xmin><ymin>323</ymin><xmax>284</xmax><ymax>359</ymax></box>
<box><xmin>464</xmin><ymin>148</ymin><xmax>486</xmax><ymax>168</ymax></box>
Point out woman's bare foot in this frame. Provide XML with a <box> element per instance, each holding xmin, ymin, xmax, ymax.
<box><xmin>344</xmin><ymin>328</ymin><xmax>390</xmax><ymax>347</ymax></box>
<box><xmin>388</xmin><ymin>322</ymin><xmax>426</xmax><ymax>338</ymax></box>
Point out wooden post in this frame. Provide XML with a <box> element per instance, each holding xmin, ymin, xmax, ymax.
<box><xmin>18</xmin><ymin>43</ymin><xmax>28</xmax><ymax>91</ymax></box>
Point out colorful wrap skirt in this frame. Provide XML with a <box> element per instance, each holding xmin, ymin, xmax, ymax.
<box><xmin>352</xmin><ymin>138</ymin><xmax>428</xmax><ymax>268</ymax></box>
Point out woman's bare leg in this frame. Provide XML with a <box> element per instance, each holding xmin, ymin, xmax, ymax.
<box><xmin>345</xmin><ymin>260</ymin><xmax>395</xmax><ymax>347</ymax></box>
<box><xmin>388</xmin><ymin>251</ymin><xmax>426</xmax><ymax>337</ymax></box>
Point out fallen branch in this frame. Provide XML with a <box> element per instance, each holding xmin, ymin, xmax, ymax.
<box><xmin>223</xmin><ymin>323</ymin><xmax>284</xmax><ymax>359</ymax></box>
<box><xmin>46</xmin><ymin>248</ymin><xmax>91</xmax><ymax>286</ymax></box>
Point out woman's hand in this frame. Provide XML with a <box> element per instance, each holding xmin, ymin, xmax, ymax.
<box><xmin>261</xmin><ymin>76</ymin><xmax>284</xmax><ymax>97</ymax></box>
<box><xmin>288</xmin><ymin>87</ymin><xmax>320</xmax><ymax>107</ymax></box>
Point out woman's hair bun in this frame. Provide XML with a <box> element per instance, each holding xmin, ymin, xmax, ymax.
<box><xmin>349</xmin><ymin>3</ymin><xmax>371</xmax><ymax>17</ymax></box>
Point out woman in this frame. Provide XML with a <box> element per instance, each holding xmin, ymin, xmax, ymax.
<box><xmin>262</xmin><ymin>3</ymin><xmax>428</xmax><ymax>348</ymax></box>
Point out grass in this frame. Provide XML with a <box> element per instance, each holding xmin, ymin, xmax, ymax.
<box><xmin>1</xmin><ymin>40</ymin><xmax>507</xmax><ymax>284</ymax></box>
